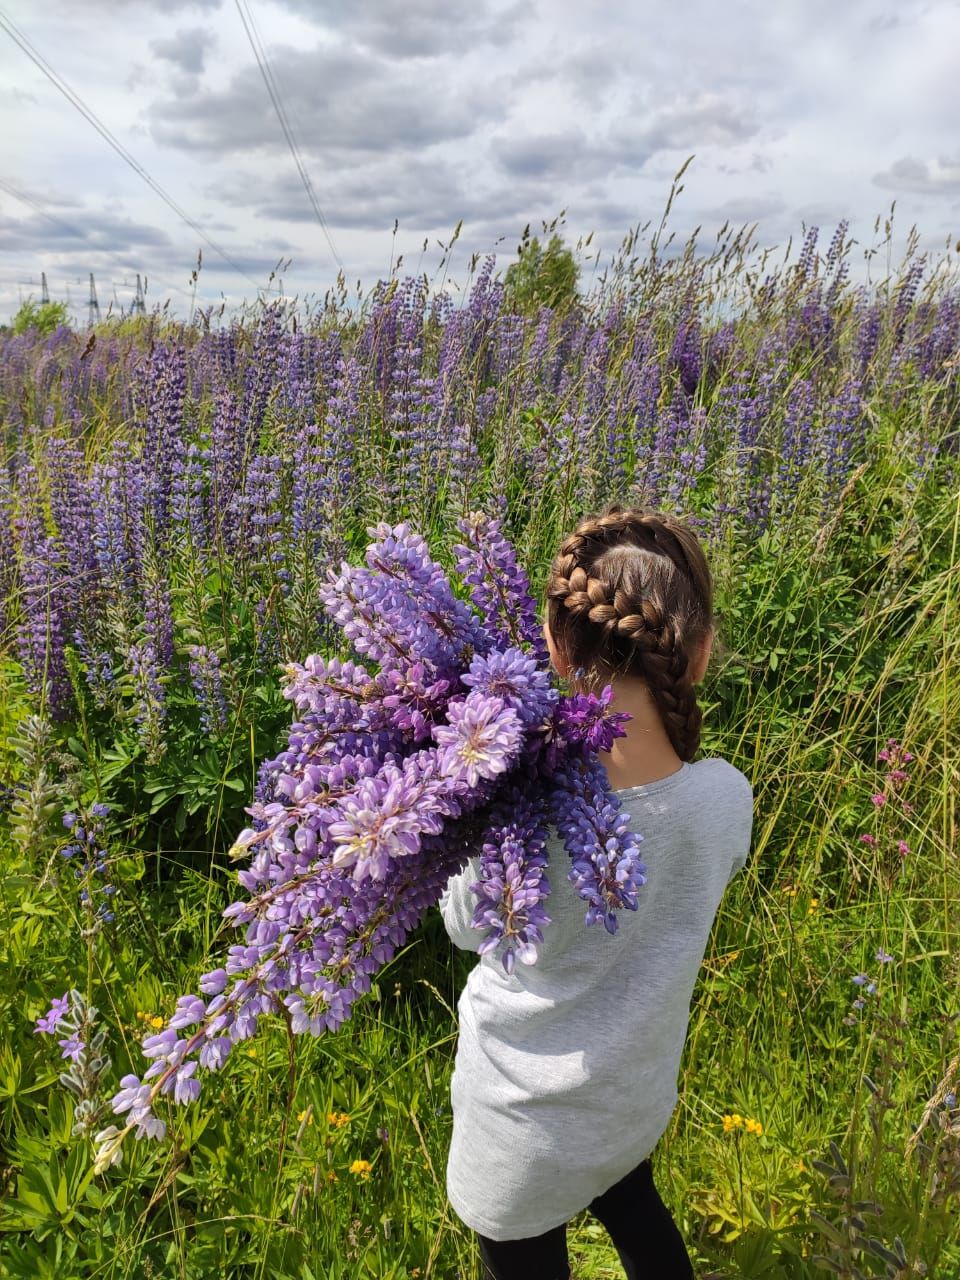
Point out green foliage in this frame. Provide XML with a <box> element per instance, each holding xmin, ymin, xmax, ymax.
<box><xmin>1</xmin><ymin>282</ymin><xmax>959</xmax><ymax>1275</ymax></box>
<box><xmin>10</xmin><ymin>299</ymin><xmax>70</xmax><ymax>337</ymax></box>
<box><xmin>503</xmin><ymin>230</ymin><xmax>580</xmax><ymax>315</ymax></box>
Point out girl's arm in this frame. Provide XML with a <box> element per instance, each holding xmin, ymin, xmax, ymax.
<box><xmin>438</xmin><ymin>857</ymin><xmax>485</xmax><ymax>952</ymax></box>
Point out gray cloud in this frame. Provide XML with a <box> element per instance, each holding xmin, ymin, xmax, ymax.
<box><xmin>613</xmin><ymin>92</ymin><xmax>761</xmax><ymax>157</ymax></box>
<box><xmin>52</xmin><ymin>0</ymin><xmax>221</xmax><ymax>8</ymax></box>
<box><xmin>874</xmin><ymin>155</ymin><xmax>960</xmax><ymax>194</ymax></box>
<box><xmin>494</xmin><ymin>131</ymin><xmax>591</xmax><ymax>180</ymax></box>
<box><xmin>150</xmin><ymin>27</ymin><xmax>217</xmax><ymax>75</ymax></box>
<box><xmin>0</xmin><ymin>206</ymin><xmax>174</xmax><ymax>257</ymax></box>
<box><xmin>150</xmin><ymin>42</ymin><xmax>506</xmax><ymax>156</ymax></box>
<box><xmin>274</xmin><ymin>0</ymin><xmax>533</xmax><ymax>58</ymax></box>
<box><xmin>216</xmin><ymin>155</ymin><xmax>529</xmax><ymax>233</ymax></box>
<box><xmin>707</xmin><ymin>195</ymin><xmax>788</xmax><ymax>222</ymax></box>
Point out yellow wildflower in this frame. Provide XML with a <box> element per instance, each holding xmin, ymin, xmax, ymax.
<box><xmin>722</xmin><ymin>1114</ymin><xmax>744</xmax><ymax>1132</ymax></box>
<box><xmin>328</xmin><ymin>1111</ymin><xmax>351</xmax><ymax>1128</ymax></box>
<box><xmin>807</xmin><ymin>898</ymin><xmax>820</xmax><ymax>915</ymax></box>
<box><xmin>745</xmin><ymin>1118</ymin><xmax>763</xmax><ymax>1136</ymax></box>
<box><xmin>349</xmin><ymin>1159</ymin><xmax>372</xmax><ymax>1179</ymax></box>
<box><xmin>245</xmin><ymin>1046</ymin><xmax>257</xmax><ymax>1058</ymax></box>
<box><xmin>149</xmin><ymin>1015</ymin><xmax>164</xmax><ymax>1029</ymax></box>
<box><xmin>326</xmin><ymin>1169</ymin><xmax>338</xmax><ymax>1183</ymax></box>
<box><xmin>297</xmin><ymin>1109</ymin><xmax>314</xmax><ymax>1126</ymax></box>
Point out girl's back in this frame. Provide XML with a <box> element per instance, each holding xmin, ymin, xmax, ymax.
<box><xmin>441</xmin><ymin>755</ymin><xmax>753</xmax><ymax>1240</ymax></box>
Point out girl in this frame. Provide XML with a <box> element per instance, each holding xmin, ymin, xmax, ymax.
<box><xmin>438</xmin><ymin>507</ymin><xmax>753</xmax><ymax>1280</ymax></box>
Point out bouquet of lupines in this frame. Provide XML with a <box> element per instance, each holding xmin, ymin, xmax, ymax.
<box><xmin>95</xmin><ymin>515</ymin><xmax>645</xmax><ymax>1171</ymax></box>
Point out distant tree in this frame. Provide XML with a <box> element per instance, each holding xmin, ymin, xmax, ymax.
<box><xmin>503</xmin><ymin>231</ymin><xmax>580</xmax><ymax>316</ymax></box>
<box><xmin>11</xmin><ymin>298</ymin><xmax>71</xmax><ymax>337</ymax></box>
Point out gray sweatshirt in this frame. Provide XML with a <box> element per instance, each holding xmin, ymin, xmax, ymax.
<box><xmin>439</xmin><ymin>757</ymin><xmax>753</xmax><ymax>1241</ymax></box>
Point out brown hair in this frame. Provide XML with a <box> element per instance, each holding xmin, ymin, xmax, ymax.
<box><xmin>545</xmin><ymin>506</ymin><xmax>713</xmax><ymax>761</ymax></box>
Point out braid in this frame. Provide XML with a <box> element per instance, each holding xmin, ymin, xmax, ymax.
<box><xmin>546</xmin><ymin>506</ymin><xmax>711</xmax><ymax>761</ymax></box>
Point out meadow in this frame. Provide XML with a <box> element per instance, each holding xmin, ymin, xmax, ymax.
<box><xmin>0</xmin><ymin>217</ymin><xmax>958</xmax><ymax>1279</ymax></box>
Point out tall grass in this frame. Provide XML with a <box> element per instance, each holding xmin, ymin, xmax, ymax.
<box><xmin>0</xmin><ymin>217</ymin><xmax>958</xmax><ymax>1277</ymax></box>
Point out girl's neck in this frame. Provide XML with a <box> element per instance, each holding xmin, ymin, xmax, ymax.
<box><xmin>587</xmin><ymin>675</ymin><xmax>685</xmax><ymax>790</ymax></box>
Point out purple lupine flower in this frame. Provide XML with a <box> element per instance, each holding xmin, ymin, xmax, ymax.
<box><xmin>453</xmin><ymin>511</ymin><xmax>547</xmax><ymax>661</ymax></box>
<box><xmin>57</xmin><ymin>1033</ymin><xmax>86</xmax><ymax>1061</ymax></box>
<box><xmin>34</xmin><ymin>992</ymin><xmax>70</xmax><ymax>1035</ymax></box>
<box><xmin>127</xmin><ymin>640</ymin><xmax>166</xmax><ymax>762</ymax></box>
<box><xmin>471</xmin><ymin>788</ymin><xmax>551</xmax><ymax>973</ymax></box>
<box><xmin>555</xmin><ymin>686</ymin><xmax>631</xmax><ymax>754</ymax></box>
<box><xmin>547</xmin><ymin>752</ymin><xmax>646</xmax><ymax>932</ymax></box>
<box><xmin>670</xmin><ymin>311</ymin><xmax>703</xmax><ymax>397</ymax></box>
<box><xmin>12</xmin><ymin>468</ymin><xmax>72</xmax><ymax>718</ymax></box>
<box><xmin>386</xmin><ymin>331</ymin><xmax>438</xmax><ymax>521</ymax></box>
<box><xmin>434</xmin><ymin>694</ymin><xmax>523</xmax><ymax>789</ymax></box>
<box><xmin>188</xmin><ymin>645</ymin><xmax>229</xmax><ymax>736</ymax></box>
<box><xmin>209</xmin><ymin>388</ymin><xmax>245</xmax><ymax>552</ymax></box>
<box><xmin>133</xmin><ymin>341</ymin><xmax>187</xmax><ymax>544</ymax></box>
<box><xmin>461</xmin><ymin>647</ymin><xmax>558</xmax><ymax>728</ymax></box>
<box><xmin>95</xmin><ymin>516</ymin><xmax>650</xmax><ymax>1166</ymax></box>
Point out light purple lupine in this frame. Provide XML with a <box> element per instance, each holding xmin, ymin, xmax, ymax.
<box><xmin>96</xmin><ymin>519</ymin><xmax>644</xmax><ymax>1167</ymax></box>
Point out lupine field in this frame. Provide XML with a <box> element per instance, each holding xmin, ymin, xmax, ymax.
<box><xmin>0</xmin><ymin>219</ymin><xmax>958</xmax><ymax>1279</ymax></box>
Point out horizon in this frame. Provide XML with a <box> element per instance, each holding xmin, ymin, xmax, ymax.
<box><xmin>2</xmin><ymin>0</ymin><xmax>959</xmax><ymax>324</ymax></box>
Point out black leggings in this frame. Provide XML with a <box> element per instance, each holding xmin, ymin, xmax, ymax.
<box><xmin>476</xmin><ymin>1158</ymin><xmax>693</xmax><ymax>1280</ymax></box>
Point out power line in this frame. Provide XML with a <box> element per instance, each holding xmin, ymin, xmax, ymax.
<box><xmin>0</xmin><ymin>7</ymin><xmax>270</xmax><ymax>292</ymax></box>
<box><xmin>0</xmin><ymin>175</ymin><xmax>87</xmax><ymax>241</ymax></box>
<box><xmin>234</xmin><ymin>0</ymin><xmax>343</xmax><ymax>271</ymax></box>
<box><xmin>0</xmin><ymin>177</ymin><xmax>196</xmax><ymax>305</ymax></box>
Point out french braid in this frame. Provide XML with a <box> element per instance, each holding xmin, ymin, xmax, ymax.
<box><xmin>546</xmin><ymin>507</ymin><xmax>713</xmax><ymax>761</ymax></box>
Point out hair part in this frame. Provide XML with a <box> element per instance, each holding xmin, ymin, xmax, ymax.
<box><xmin>546</xmin><ymin>506</ymin><xmax>713</xmax><ymax>761</ymax></box>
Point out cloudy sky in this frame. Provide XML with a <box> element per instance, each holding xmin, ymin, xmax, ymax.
<box><xmin>1</xmin><ymin>0</ymin><xmax>959</xmax><ymax>322</ymax></box>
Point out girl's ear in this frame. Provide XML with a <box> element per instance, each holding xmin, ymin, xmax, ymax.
<box><xmin>543</xmin><ymin>617</ymin><xmax>572</xmax><ymax>679</ymax></box>
<box><xmin>690</xmin><ymin>628</ymin><xmax>713</xmax><ymax>684</ymax></box>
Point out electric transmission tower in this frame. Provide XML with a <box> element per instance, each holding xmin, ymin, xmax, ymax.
<box><xmin>41</xmin><ymin>271</ymin><xmax>49</xmax><ymax>303</ymax></box>
<box><xmin>87</xmin><ymin>272</ymin><xmax>100</xmax><ymax>326</ymax></box>
<box><xmin>113</xmin><ymin>274</ymin><xmax>147</xmax><ymax>317</ymax></box>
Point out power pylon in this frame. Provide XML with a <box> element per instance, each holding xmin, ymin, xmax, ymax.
<box><xmin>113</xmin><ymin>274</ymin><xmax>147</xmax><ymax>317</ymax></box>
<box><xmin>41</xmin><ymin>271</ymin><xmax>49</xmax><ymax>304</ymax></box>
<box><xmin>87</xmin><ymin>272</ymin><xmax>101</xmax><ymax>326</ymax></box>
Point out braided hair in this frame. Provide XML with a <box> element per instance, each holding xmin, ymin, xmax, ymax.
<box><xmin>545</xmin><ymin>506</ymin><xmax>713</xmax><ymax>761</ymax></box>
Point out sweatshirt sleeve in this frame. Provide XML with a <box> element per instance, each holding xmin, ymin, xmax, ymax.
<box><xmin>438</xmin><ymin>857</ymin><xmax>484</xmax><ymax>951</ymax></box>
<box><xmin>725</xmin><ymin>767</ymin><xmax>755</xmax><ymax>883</ymax></box>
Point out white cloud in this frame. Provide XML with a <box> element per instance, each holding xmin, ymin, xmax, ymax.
<box><xmin>1</xmin><ymin>0</ymin><xmax>958</xmax><ymax>320</ymax></box>
<box><xmin>874</xmin><ymin>156</ymin><xmax>960</xmax><ymax>195</ymax></box>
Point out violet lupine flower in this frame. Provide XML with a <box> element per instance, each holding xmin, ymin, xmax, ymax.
<box><xmin>36</xmin><ymin>988</ymin><xmax>113</xmax><ymax>1136</ymax></box>
<box><xmin>134</xmin><ymin>342</ymin><xmax>187</xmax><ymax>543</ymax></box>
<box><xmin>12</xmin><ymin>465</ymin><xmax>72</xmax><ymax>718</ymax></box>
<box><xmin>127</xmin><ymin>640</ymin><xmax>166</xmax><ymax>763</ymax></box>
<box><xmin>328</xmin><ymin>755</ymin><xmax>458</xmax><ymax>879</ymax></box>
<box><xmin>555</xmin><ymin>687</ymin><xmax>631</xmax><ymax>754</ymax></box>
<box><xmin>188</xmin><ymin>645</ymin><xmax>229</xmax><ymax>736</ymax></box>
<box><xmin>99</xmin><ymin>518</ymin><xmax>647</xmax><ymax>1167</ymax></box>
<box><xmin>472</xmin><ymin>789</ymin><xmax>551</xmax><ymax>974</ymax></box>
<box><xmin>34</xmin><ymin>992</ymin><xmax>70</xmax><ymax>1035</ymax></box>
<box><xmin>0</xmin><ymin>463</ymin><xmax>17</xmax><ymax>637</ymax></box>
<box><xmin>61</xmin><ymin>803</ymin><xmax>118</xmax><ymax>927</ymax></box>
<box><xmin>547</xmin><ymin>753</ymin><xmax>646</xmax><ymax>933</ymax></box>
<box><xmin>461</xmin><ymin>647</ymin><xmax>558</xmax><ymax>728</ymax></box>
<box><xmin>434</xmin><ymin>693</ymin><xmax>523</xmax><ymax>789</ymax></box>
<box><xmin>453</xmin><ymin>511</ymin><xmax>548</xmax><ymax>663</ymax></box>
